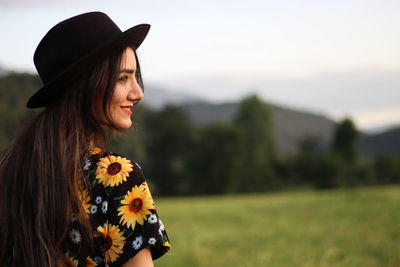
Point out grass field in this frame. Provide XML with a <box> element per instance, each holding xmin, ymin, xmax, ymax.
<box><xmin>153</xmin><ymin>185</ymin><xmax>400</xmax><ymax>267</ymax></box>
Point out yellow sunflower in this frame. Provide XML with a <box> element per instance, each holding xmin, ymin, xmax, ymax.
<box><xmin>79</xmin><ymin>189</ymin><xmax>91</xmax><ymax>214</ymax></box>
<box><xmin>64</xmin><ymin>252</ymin><xmax>78</xmax><ymax>267</ymax></box>
<box><xmin>90</xmin><ymin>146</ymin><xmax>102</xmax><ymax>155</ymax></box>
<box><xmin>97</xmin><ymin>223</ymin><xmax>126</xmax><ymax>263</ymax></box>
<box><xmin>86</xmin><ymin>256</ymin><xmax>97</xmax><ymax>267</ymax></box>
<box><xmin>96</xmin><ymin>155</ymin><xmax>133</xmax><ymax>187</ymax></box>
<box><xmin>118</xmin><ymin>182</ymin><xmax>155</xmax><ymax>230</ymax></box>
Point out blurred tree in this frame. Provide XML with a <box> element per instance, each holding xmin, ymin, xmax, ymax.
<box><xmin>374</xmin><ymin>155</ymin><xmax>400</xmax><ymax>184</ymax></box>
<box><xmin>327</xmin><ymin>118</ymin><xmax>373</xmax><ymax>188</ymax></box>
<box><xmin>332</xmin><ymin>118</ymin><xmax>359</xmax><ymax>161</ymax></box>
<box><xmin>233</xmin><ymin>94</ymin><xmax>278</xmax><ymax>192</ymax></box>
<box><xmin>188</xmin><ymin>123</ymin><xmax>242</xmax><ymax>195</ymax></box>
<box><xmin>0</xmin><ymin>73</ymin><xmax>40</xmax><ymax>149</ymax></box>
<box><xmin>142</xmin><ymin>105</ymin><xmax>194</xmax><ymax>196</ymax></box>
<box><xmin>109</xmin><ymin>104</ymin><xmax>153</xmax><ymax>163</ymax></box>
<box><xmin>291</xmin><ymin>136</ymin><xmax>323</xmax><ymax>186</ymax></box>
<box><xmin>313</xmin><ymin>153</ymin><xmax>341</xmax><ymax>189</ymax></box>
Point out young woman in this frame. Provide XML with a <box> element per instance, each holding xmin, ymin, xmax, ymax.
<box><xmin>0</xmin><ymin>12</ymin><xmax>170</xmax><ymax>266</ymax></box>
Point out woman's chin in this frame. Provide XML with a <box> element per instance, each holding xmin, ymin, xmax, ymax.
<box><xmin>116</xmin><ymin>120</ymin><xmax>132</xmax><ymax>130</ymax></box>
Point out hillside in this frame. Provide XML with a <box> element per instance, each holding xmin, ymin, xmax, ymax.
<box><xmin>179</xmin><ymin>101</ymin><xmax>336</xmax><ymax>153</ymax></box>
<box><xmin>359</xmin><ymin>126</ymin><xmax>400</xmax><ymax>157</ymax></box>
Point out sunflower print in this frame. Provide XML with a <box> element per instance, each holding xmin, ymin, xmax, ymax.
<box><xmin>164</xmin><ymin>241</ymin><xmax>171</xmax><ymax>247</ymax></box>
<box><xmin>90</xmin><ymin>146</ymin><xmax>102</xmax><ymax>155</ymax></box>
<box><xmin>117</xmin><ymin>181</ymin><xmax>155</xmax><ymax>231</ymax></box>
<box><xmin>79</xmin><ymin>189</ymin><xmax>91</xmax><ymax>214</ymax></box>
<box><xmin>64</xmin><ymin>252</ymin><xmax>79</xmax><ymax>267</ymax></box>
<box><xmin>96</xmin><ymin>155</ymin><xmax>133</xmax><ymax>187</ymax></box>
<box><xmin>97</xmin><ymin>223</ymin><xmax>126</xmax><ymax>263</ymax></box>
<box><xmin>56</xmin><ymin>151</ymin><xmax>170</xmax><ymax>266</ymax></box>
<box><xmin>86</xmin><ymin>256</ymin><xmax>97</xmax><ymax>266</ymax></box>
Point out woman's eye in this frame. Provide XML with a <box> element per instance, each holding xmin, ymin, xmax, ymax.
<box><xmin>118</xmin><ymin>75</ymin><xmax>128</xmax><ymax>82</ymax></box>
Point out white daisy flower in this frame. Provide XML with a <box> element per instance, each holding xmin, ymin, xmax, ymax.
<box><xmin>89</xmin><ymin>205</ymin><xmax>97</xmax><ymax>214</ymax></box>
<box><xmin>95</xmin><ymin>196</ymin><xmax>102</xmax><ymax>204</ymax></box>
<box><xmin>69</xmin><ymin>228</ymin><xmax>81</xmax><ymax>244</ymax></box>
<box><xmin>147</xmin><ymin>214</ymin><xmax>158</xmax><ymax>224</ymax></box>
<box><xmin>159</xmin><ymin>219</ymin><xmax>165</xmax><ymax>231</ymax></box>
<box><xmin>101</xmin><ymin>201</ymin><xmax>108</xmax><ymax>213</ymax></box>
<box><xmin>158</xmin><ymin>228</ymin><xmax>163</xmax><ymax>237</ymax></box>
<box><xmin>83</xmin><ymin>158</ymin><xmax>91</xmax><ymax>171</ymax></box>
<box><xmin>93</xmin><ymin>256</ymin><xmax>102</xmax><ymax>264</ymax></box>
<box><xmin>148</xmin><ymin>237</ymin><xmax>157</xmax><ymax>246</ymax></box>
<box><xmin>132</xmin><ymin>235</ymin><xmax>143</xmax><ymax>250</ymax></box>
<box><xmin>135</xmin><ymin>163</ymin><xmax>142</xmax><ymax>170</ymax></box>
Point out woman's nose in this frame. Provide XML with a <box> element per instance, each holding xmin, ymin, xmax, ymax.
<box><xmin>128</xmin><ymin>80</ymin><xmax>144</xmax><ymax>101</ymax></box>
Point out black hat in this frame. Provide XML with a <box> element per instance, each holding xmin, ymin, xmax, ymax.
<box><xmin>27</xmin><ymin>11</ymin><xmax>150</xmax><ymax>108</ymax></box>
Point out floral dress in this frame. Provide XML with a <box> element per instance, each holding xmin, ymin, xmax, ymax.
<box><xmin>65</xmin><ymin>147</ymin><xmax>170</xmax><ymax>266</ymax></box>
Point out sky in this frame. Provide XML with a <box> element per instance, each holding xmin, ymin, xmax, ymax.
<box><xmin>1</xmin><ymin>0</ymin><xmax>399</xmax><ymax>131</ymax></box>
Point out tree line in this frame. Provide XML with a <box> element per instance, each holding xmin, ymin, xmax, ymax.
<box><xmin>112</xmin><ymin>95</ymin><xmax>400</xmax><ymax>196</ymax></box>
<box><xmin>1</xmin><ymin>73</ymin><xmax>400</xmax><ymax>196</ymax></box>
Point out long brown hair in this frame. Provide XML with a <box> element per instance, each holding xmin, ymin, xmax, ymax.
<box><xmin>0</xmin><ymin>47</ymin><xmax>143</xmax><ymax>266</ymax></box>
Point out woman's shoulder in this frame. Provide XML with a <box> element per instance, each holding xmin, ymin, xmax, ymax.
<box><xmin>87</xmin><ymin>147</ymin><xmax>142</xmax><ymax>165</ymax></box>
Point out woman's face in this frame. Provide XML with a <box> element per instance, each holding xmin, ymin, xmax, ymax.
<box><xmin>108</xmin><ymin>47</ymin><xmax>144</xmax><ymax>129</ymax></box>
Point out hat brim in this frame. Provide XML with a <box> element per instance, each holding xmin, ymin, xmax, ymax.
<box><xmin>26</xmin><ymin>24</ymin><xmax>150</xmax><ymax>108</ymax></box>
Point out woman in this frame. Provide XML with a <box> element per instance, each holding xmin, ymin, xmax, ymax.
<box><xmin>0</xmin><ymin>12</ymin><xmax>170</xmax><ymax>266</ymax></box>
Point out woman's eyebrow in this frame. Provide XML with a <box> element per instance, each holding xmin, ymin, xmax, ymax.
<box><xmin>119</xmin><ymin>68</ymin><xmax>135</xmax><ymax>74</ymax></box>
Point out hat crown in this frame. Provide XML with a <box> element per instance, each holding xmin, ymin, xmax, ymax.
<box><xmin>34</xmin><ymin>12</ymin><xmax>122</xmax><ymax>84</ymax></box>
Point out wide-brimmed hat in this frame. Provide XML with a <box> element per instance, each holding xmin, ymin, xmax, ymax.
<box><xmin>26</xmin><ymin>11</ymin><xmax>150</xmax><ymax>108</ymax></box>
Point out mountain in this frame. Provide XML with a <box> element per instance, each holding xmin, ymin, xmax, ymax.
<box><xmin>142</xmin><ymin>85</ymin><xmax>400</xmax><ymax>156</ymax></box>
<box><xmin>142</xmin><ymin>87</ymin><xmax>400</xmax><ymax>157</ymax></box>
<box><xmin>143</xmin><ymin>84</ymin><xmax>338</xmax><ymax>153</ymax></box>
<box><xmin>179</xmin><ymin>101</ymin><xmax>337</xmax><ymax>154</ymax></box>
<box><xmin>359</xmin><ymin>126</ymin><xmax>400</xmax><ymax>157</ymax></box>
<box><xmin>178</xmin><ymin>101</ymin><xmax>400</xmax><ymax>157</ymax></box>
<box><xmin>142</xmin><ymin>86</ymin><xmax>203</xmax><ymax>109</ymax></box>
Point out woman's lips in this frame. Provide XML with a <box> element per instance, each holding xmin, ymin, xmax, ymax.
<box><xmin>121</xmin><ymin>105</ymin><xmax>133</xmax><ymax>115</ymax></box>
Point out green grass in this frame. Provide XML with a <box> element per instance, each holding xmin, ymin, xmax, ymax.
<box><xmin>154</xmin><ymin>186</ymin><xmax>400</xmax><ymax>267</ymax></box>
